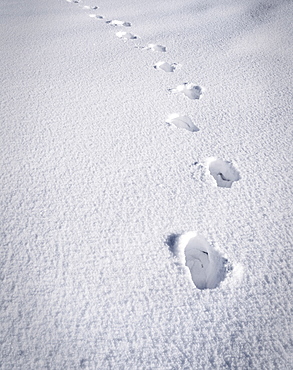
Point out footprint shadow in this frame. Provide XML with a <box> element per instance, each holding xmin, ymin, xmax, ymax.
<box><xmin>166</xmin><ymin>233</ymin><xmax>181</xmax><ymax>255</ymax></box>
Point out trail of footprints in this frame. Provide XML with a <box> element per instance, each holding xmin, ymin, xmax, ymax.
<box><xmin>66</xmin><ymin>0</ymin><xmax>241</xmax><ymax>289</ymax></box>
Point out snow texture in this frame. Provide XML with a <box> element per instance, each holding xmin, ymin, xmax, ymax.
<box><xmin>1</xmin><ymin>0</ymin><xmax>292</xmax><ymax>368</ymax></box>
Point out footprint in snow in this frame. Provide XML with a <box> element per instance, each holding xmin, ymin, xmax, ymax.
<box><xmin>154</xmin><ymin>61</ymin><xmax>181</xmax><ymax>73</ymax></box>
<box><xmin>116</xmin><ymin>31</ymin><xmax>138</xmax><ymax>40</ymax></box>
<box><xmin>207</xmin><ymin>157</ymin><xmax>240</xmax><ymax>188</ymax></box>
<box><xmin>140</xmin><ymin>44</ymin><xmax>166</xmax><ymax>52</ymax></box>
<box><xmin>169</xmin><ymin>83</ymin><xmax>203</xmax><ymax>100</ymax></box>
<box><xmin>166</xmin><ymin>113</ymin><xmax>199</xmax><ymax>132</ymax></box>
<box><xmin>83</xmin><ymin>5</ymin><xmax>99</xmax><ymax>10</ymax></box>
<box><xmin>166</xmin><ymin>232</ymin><xmax>230</xmax><ymax>290</ymax></box>
<box><xmin>89</xmin><ymin>14</ymin><xmax>104</xmax><ymax>19</ymax></box>
<box><xmin>106</xmin><ymin>20</ymin><xmax>131</xmax><ymax>27</ymax></box>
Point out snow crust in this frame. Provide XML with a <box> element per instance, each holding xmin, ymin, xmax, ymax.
<box><xmin>0</xmin><ymin>0</ymin><xmax>292</xmax><ymax>368</ymax></box>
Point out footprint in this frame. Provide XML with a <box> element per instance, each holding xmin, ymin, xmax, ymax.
<box><xmin>83</xmin><ymin>5</ymin><xmax>99</xmax><ymax>10</ymax></box>
<box><xmin>144</xmin><ymin>44</ymin><xmax>167</xmax><ymax>52</ymax></box>
<box><xmin>167</xmin><ymin>232</ymin><xmax>230</xmax><ymax>289</ymax></box>
<box><xmin>207</xmin><ymin>158</ymin><xmax>240</xmax><ymax>188</ymax></box>
<box><xmin>106</xmin><ymin>20</ymin><xmax>131</xmax><ymax>27</ymax></box>
<box><xmin>89</xmin><ymin>14</ymin><xmax>104</xmax><ymax>19</ymax></box>
<box><xmin>154</xmin><ymin>61</ymin><xmax>180</xmax><ymax>73</ymax></box>
<box><xmin>116</xmin><ymin>31</ymin><xmax>138</xmax><ymax>40</ymax></box>
<box><xmin>169</xmin><ymin>83</ymin><xmax>203</xmax><ymax>100</ymax></box>
<box><xmin>166</xmin><ymin>113</ymin><xmax>199</xmax><ymax>132</ymax></box>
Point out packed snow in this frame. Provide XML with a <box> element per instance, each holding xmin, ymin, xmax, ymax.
<box><xmin>1</xmin><ymin>0</ymin><xmax>292</xmax><ymax>368</ymax></box>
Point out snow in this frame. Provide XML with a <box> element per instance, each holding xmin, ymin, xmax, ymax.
<box><xmin>0</xmin><ymin>0</ymin><xmax>292</xmax><ymax>369</ymax></box>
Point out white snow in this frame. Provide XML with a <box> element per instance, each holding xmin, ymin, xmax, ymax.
<box><xmin>1</xmin><ymin>0</ymin><xmax>292</xmax><ymax>368</ymax></box>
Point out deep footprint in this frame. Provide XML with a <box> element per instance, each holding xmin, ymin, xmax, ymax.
<box><xmin>167</xmin><ymin>232</ymin><xmax>229</xmax><ymax>289</ymax></box>
<box><xmin>207</xmin><ymin>158</ymin><xmax>240</xmax><ymax>188</ymax></box>
<box><xmin>166</xmin><ymin>113</ymin><xmax>199</xmax><ymax>132</ymax></box>
<box><xmin>106</xmin><ymin>20</ymin><xmax>131</xmax><ymax>27</ymax></box>
<box><xmin>169</xmin><ymin>83</ymin><xmax>203</xmax><ymax>100</ymax></box>
<box><xmin>154</xmin><ymin>61</ymin><xmax>180</xmax><ymax>72</ymax></box>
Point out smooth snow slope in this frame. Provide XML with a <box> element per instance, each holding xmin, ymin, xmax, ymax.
<box><xmin>1</xmin><ymin>0</ymin><xmax>292</xmax><ymax>368</ymax></box>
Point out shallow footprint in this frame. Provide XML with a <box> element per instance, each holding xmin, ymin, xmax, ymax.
<box><xmin>154</xmin><ymin>61</ymin><xmax>180</xmax><ymax>72</ymax></box>
<box><xmin>89</xmin><ymin>14</ymin><xmax>104</xmax><ymax>19</ymax></box>
<box><xmin>167</xmin><ymin>232</ymin><xmax>229</xmax><ymax>289</ymax></box>
<box><xmin>207</xmin><ymin>157</ymin><xmax>240</xmax><ymax>188</ymax></box>
<box><xmin>166</xmin><ymin>113</ymin><xmax>199</xmax><ymax>132</ymax></box>
<box><xmin>144</xmin><ymin>44</ymin><xmax>166</xmax><ymax>52</ymax></box>
<box><xmin>106</xmin><ymin>20</ymin><xmax>131</xmax><ymax>27</ymax></box>
<box><xmin>116</xmin><ymin>31</ymin><xmax>138</xmax><ymax>40</ymax></box>
<box><xmin>169</xmin><ymin>83</ymin><xmax>203</xmax><ymax>100</ymax></box>
<box><xmin>83</xmin><ymin>5</ymin><xmax>99</xmax><ymax>10</ymax></box>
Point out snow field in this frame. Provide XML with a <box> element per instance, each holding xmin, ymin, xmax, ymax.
<box><xmin>0</xmin><ymin>0</ymin><xmax>292</xmax><ymax>368</ymax></box>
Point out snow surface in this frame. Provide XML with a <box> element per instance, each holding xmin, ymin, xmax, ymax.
<box><xmin>1</xmin><ymin>0</ymin><xmax>292</xmax><ymax>368</ymax></box>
